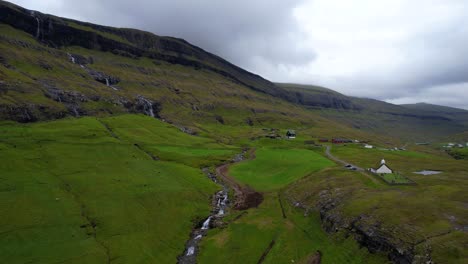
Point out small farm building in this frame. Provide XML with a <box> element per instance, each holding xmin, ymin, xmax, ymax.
<box><xmin>286</xmin><ymin>130</ymin><xmax>296</xmax><ymax>139</ymax></box>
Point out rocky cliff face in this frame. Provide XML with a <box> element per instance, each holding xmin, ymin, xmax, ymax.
<box><xmin>0</xmin><ymin>0</ymin><xmax>308</xmax><ymax>123</ymax></box>
<box><xmin>0</xmin><ymin>0</ymin><xmax>285</xmax><ymax>98</ymax></box>
<box><xmin>315</xmin><ymin>189</ymin><xmax>433</xmax><ymax>264</ymax></box>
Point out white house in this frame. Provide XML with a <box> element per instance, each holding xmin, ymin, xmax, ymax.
<box><xmin>371</xmin><ymin>159</ymin><xmax>393</xmax><ymax>174</ymax></box>
<box><xmin>364</xmin><ymin>144</ymin><xmax>373</xmax><ymax>149</ymax></box>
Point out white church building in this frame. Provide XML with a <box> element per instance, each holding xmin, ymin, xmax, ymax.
<box><xmin>370</xmin><ymin>159</ymin><xmax>393</xmax><ymax>174</ymax></box>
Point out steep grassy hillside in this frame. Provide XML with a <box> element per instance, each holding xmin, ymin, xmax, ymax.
<box><xmin>0</xmin><ymin>115</ymin><xmax>231</xmax><ymax>263</ymax></box>
<box><xmin>0</xmin><ymin>0</ymin><xmax>284</xmax><ymax>97</ymax></box>
<box><xmin>1</xmin><ymin>0</ymin><xmax>326</xmax><ymax>130</ymax></box>
<box><xmin>276</xmin><ymin>83</ymin><xmax>468</xmax><ymax>141</ymax></box>
<box><xmin>1</xmin><ymin>0</ymin><xmax>466</xmax><ymax>142</ymax></box>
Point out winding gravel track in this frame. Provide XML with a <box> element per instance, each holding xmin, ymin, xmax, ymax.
<box><xmin>325</xmin><ymin>146</ymin><xmax>364</xmax><ymax>171</ymax></box>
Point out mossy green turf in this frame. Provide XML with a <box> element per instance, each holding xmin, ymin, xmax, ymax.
<box><xmin>199</xmin><ymin>193</ymin><xmax>387</xmax><ymax>264</ymax></box>
<box><xmin>309</xmin><ymin>144</ymin><xmax>468</xmax><ymax>263</ymax></box>
<box><xmin>230</xmin><ymin>148</ymin><xmax>334</xmax><ymax>191</ymax></box>
<box><xmin>199</xmin><ymin>147</ymin><xmax>387</xmax><ymax>263</ymax></box>
<box><xmin>448</xmin><ymin>147</ymin><xmax>468</xmax><ymax>160</ymax></box>
<box><xmin>0</xmin><ymin>115</ymin><xmax>226</xmax><ymax>263</ymax></box>
<box><xmin>380</xmin><ymin>173</ymin><xmax>412</xmax><ymax>184</ymax></box>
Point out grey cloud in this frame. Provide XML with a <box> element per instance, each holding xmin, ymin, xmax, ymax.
<box><xmin>13</xmin><ymin>0</ymin><xmax>314</xmax><ymax>70</ymax></box>
<box><xmin>8</xmin><ymin>0</ymin><xmax>468</xmax><ymax>110</ymax></box>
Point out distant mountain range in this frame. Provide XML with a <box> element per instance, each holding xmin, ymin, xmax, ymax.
<box><xmin>276</xmin><ymin>83</ymin><xmax>468</xmax><ymax>141</ymax></box>
<box><xmin>1</xmin><ymin>0</ymin><xmax>467</xmax><ymax>141</ymax></box>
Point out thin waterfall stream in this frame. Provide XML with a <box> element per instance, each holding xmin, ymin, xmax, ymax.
<box><xmin>177</xmin><ymin>163</ymin><xmax>237</xmax><ymax>264</ymax></box>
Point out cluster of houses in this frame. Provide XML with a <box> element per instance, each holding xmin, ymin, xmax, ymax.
<box><xmin>318</xmin><ymin>138</ymin><xmax>354</xmax><ymax>144</ymax></box>
<box><xmin>263</xmin><ymin>129</ymin><xmax>296</xmax><ymax>139</ymax></box>
<box><xmin>363</xmin><ymin>144</ymin><xmax>406</xmax><ymax>151</ymax></box>
<box><xmin>443</xmin><ymin>142</ymin><xmax>468</xmax><ymax>148</ymax></box>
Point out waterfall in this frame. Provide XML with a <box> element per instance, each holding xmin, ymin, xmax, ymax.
<box><xmin>148</xmin><ymin>106</ymin><xmax>155</xmax><ymax>118</ymax></box>
<box><xmin>221</xmin><ymin>194</ymin><xmax>228</xmax><ymax>205</ymax></box>
<box><xmin>136</xmin><ymin>96</ymin><xmax>156</xmax><ymax>118</ymax></box>
<box><xmin>178</xmin><ymin>168</ymin><xmax>232</xmax><ymax>263</ymax></box>
<box><xmin>186</xmin><ymin>246</ymin><xmax>195</xmax><ymax>256</ymax></box>
<box><xmin>145</xmin><ymin>99</ymin><xmax>155</xmax><ymax>117</ymax></box>
<box><xmin>30</xmin><ymin>11</ymin><xmax>41</xmax><ymax>39</ymax></box>
<box><xmin>142</xmin><ymin>98</ymin><xmax>155</xmax><ymax>117</ymax></box>
<box><xmin>35</xmin><ymin>17</ymin><xmax>40</xmax><ymax>39</ymax></box>
<box><xmin>201</xmin><ymin>216</ymin><xmax>211</xmax><ymax>230</ymax></box>
<box><xmin>105</xmin><ymin>78</ymin><xmax>110</xmax><ymax>87</ymax></box>
<box><xmin>67</xmin><ymin>53</ymin><xmax>76</xmax><ymax>64</ymax></box>
<box><xmin>72</xmin><ymin>107</ymin><xmax>79</xmax><ymax>117</ymax></box>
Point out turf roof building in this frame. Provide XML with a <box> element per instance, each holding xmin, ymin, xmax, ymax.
<box><xmin>370</xmin><ymin>159</ymin><xmax>393</xmax><ymax>174</ymax></box>
<box><xmin>286</xmin><ymin>130</ymin><xmax>296</xmax><ymax>139</ymax></box>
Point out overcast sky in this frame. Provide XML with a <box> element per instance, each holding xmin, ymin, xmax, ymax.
<box><xmin>10</xmin><ymin>0</ymin><xmax>468</xmax><ymax>109</ymax></box>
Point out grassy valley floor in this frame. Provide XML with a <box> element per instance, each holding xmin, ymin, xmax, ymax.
<box><xmin>198</xmin><ymin>144</ymin><xmax>388</xmax><ymax>263</ymax></box>
<box><xmin>0</xmin><ymin>115</ymin><xmax>466</xmax><ymax>263</ymax></box>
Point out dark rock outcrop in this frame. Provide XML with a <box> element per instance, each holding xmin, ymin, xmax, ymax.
<box><xmin>134</xmin><ymin>96</ymin><xmax>158</xmax><ymax>118</ymax></box>
<box><xmin>0</xmin><ymin>104</ymin><xmax>37</xmax><ymax>122</ymax></box>
<box><xmin>0</xmin><ymin>1</ymin><xmax>288</xmax><ymax>100</ymax></box>
<box><xmin>44</xmin><ymin>87</ymin><xmax>88</xmax><ymax>103</ymax></box>
<box><xmin>87</xmin><ymin>70</ymin><xmax>120</xmax><ymax>86</ymax></box>
<box><xmin>316</xmin><ymin>189</ymin><xmax>431</xmax><ymax>264</ymax></box>
<box><xmin>43</xmin><ymin>87</ymin><xmax>89</xmax><ymax>117</ymax></box>
<box><xmin>68</xmin><ymin>53</ymin><xmax>93</xmax><ymax>65</ymax></box>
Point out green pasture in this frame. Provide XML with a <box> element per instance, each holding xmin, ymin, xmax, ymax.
<box><xmin>229</xmin><ymin>148</ymin><xmax>334</xmax><ymax>191</ymax></box>
<box><xmin>0</xmin><ymin>115</ymin><xmax>222</xmax><ymax>263</ymax></box>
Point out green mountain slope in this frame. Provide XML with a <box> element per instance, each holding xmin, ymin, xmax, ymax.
<box><xmin>0</xmin><ymin>115</ymin><xmax>228</xmax><ymax>263</ymax></box>
<box><xmin>1</xmin><ymin>0</ymin><xmax>466</xmax><ymax>141</ymax></box>
<box><xmin>1</xmin><ymin>2</ymin><xmax>468</xmax><ymax>264</ymax></box>
<box><xmin>276</xmin><ymin>83</ymin><xmax>468</xmax><ymax>141</ymax></box>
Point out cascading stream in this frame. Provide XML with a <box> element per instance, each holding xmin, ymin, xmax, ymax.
<box><xmin>178</xmin><ymin>170</ymin><xmax>232</xmax><ymax>264</ymax></box>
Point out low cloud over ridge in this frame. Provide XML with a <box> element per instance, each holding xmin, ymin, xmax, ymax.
<box><xmin>11</xmin><ymin>0</ymin><xmax>468</xmax><ymax>109</ymax></box>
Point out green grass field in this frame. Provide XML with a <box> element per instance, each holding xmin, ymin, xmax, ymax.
<box><xmin>304</xmin><ymin>144</ymin><xmax>468</xmax><ymax>263</ymax></box>
<box><xmin>199</xmin><ymin>146</ymin><xmax>388</xmax><ymax>263</ymax></box>
<box><xmin>1</xmin><ymin>116</ymin><xmax>467</xmax><ymax>263</ymax></box>
<box><xmin>448</xmin><ymin>148</ymin><xmax>468</xmax><ymax>160</ymax></box>
<box><xmin>0</xmin><ymin>115</ymin><xmax>225</xmax><ymax>263</ymax></box>
<box><xmin>199</xmin><ymin>193</ymin><xmax>387</xmax><ymax>264</ymax></box>
<box><xmin>229</xmin><ymin>148</ymin><xmax>334</xmax><ymax>191</ymax></box>
<box><xmin>380</xmin><ymin>173</ymin><xmax>412</xmax><ymax>184</ymax></box>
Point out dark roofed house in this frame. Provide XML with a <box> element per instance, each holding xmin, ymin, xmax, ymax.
<box><xmin>286</xmin><ymin>130</ymin><xmax>296</xmax><ymax>139</ymax></box>
<box><xmin>332</xmin><ymin>138</ymin><xmax>352</xmax><ymax>144</ymax></box>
